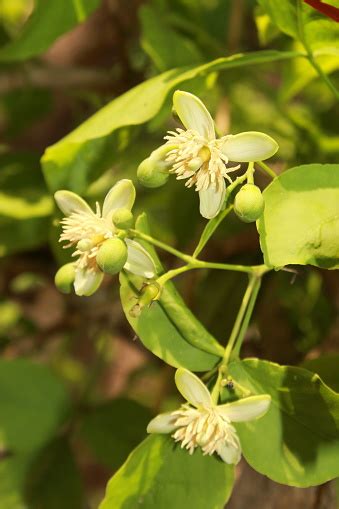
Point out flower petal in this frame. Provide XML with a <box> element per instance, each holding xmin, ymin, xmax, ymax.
<box><xmin>221</xmin><ymin>132</ymin><xmax>278</xmax><ymax>162</ymax></box>
<box><xmin>102</xmin><ymin>179</ymin><xmax>136</xmax><ymax>219</ymax></box>
<box><xmin>173</xmin><ymin>90</ymin><xmax>215</xmax><ymax>140</ymax></box>
<box><xmin>199</xmin><ymin>181</ymin><xmax>226</xmax><ymax>219</ymax></box>
<box><xmin>54</xmin><ymin>190</ymin><xmax>93</xmax><ymax>216</ymax></box>
<box><xmin>74</xmin><ymin>268</ymin><xmax>103</xmax><ymax>297</ymax></box>
<box><xmin>218</xmin><ymin>395</ymin><xmax>271</xmax><ymax>422</ymax></box>
<box><xmin>174</xmin><ymin>368</ymin><xmax>212</xmax><ymax>408</ymax></box>
<box><xmin>217</xmin><ymin>441</ymin><xmax>241</xmax><ymax>465</ymax></box>
<box><xmin>147</xmin><ymin>412</ymin><xmax>177</xmax><ymax>434</ymax></box>
<box><xmin>124</xmin><ymin>239</ymin><xmax>156</xmax><ymax>278</ymax></box>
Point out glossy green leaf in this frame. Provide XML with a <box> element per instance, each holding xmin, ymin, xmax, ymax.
<box><xmin>99</xmin><ymin>435</ymin><xmax>234</xmax><ymax>509</ymax></box>
<box><xmin>302</xmin><ymin>354</ymin><xmax>339</xmax><ymax>393</ymax></box>
<box><xmin>227</xmin><ymin>358</ymin><xmax>339</xmax><ymax>486</ymax></box>
<box><xmin>0</xmin><ymin>359</ymin><xmax>71</xmax><ymax>506</ymax></box>
<box><xmin>120</xmin><ymin>213</ymin><xmax>222</xmax><ymax>370</ymax></box>
<box><xmin>258</xmin><ymin>164</ymin><xmax>339</xmax><ymax>269</ymax></box>
<box><xmin>0</xmin><ymin>0</ymin><xmax>100</xmax><ymax>61</ymax></box>
<box><xmin>0</xmin><ymin>152</ymin><xmax>53</xmax><ymax>256</ymax></box>
<box><xmin>42</xmin><ymin>50</ymin><xmax>301</xmax><ymax>193</ymax></box>
<box><xmin>24</xmin><ymin>437</ymin><xmax>84</xmax><ymax>509</ymax></box>
<box><xmin>80</xmin><ymin>399</ymin><xmax>151</xmax><ymax>469</ymax></box>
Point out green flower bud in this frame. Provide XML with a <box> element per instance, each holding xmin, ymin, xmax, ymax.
<box><xmin>129</xmin><ymin>282</ymin><xmax>161</xmax><ymax>318</ymax></box>
<box><xmin>137</xmin><ymin>157</ymin><xmax>169</xmax><ymax>188</ymax></box>
<box><xmin>55</xmin><ymin>263</ymin><xmax>75</xmax><ymax>294</ymax></box>
<box><xmin>234</xmin><ymin>184</ymin><xmax>265</xmax><ymax>223</ymax></box>
<box><xmin>112</xmin><ymin>208</ymin><xmax>134</xmax><ymax>229</ymax></box>
<box><xmin>96</xmin><ymin>238</ymin><xmax>128</xmax><ymax>275</ymax></box>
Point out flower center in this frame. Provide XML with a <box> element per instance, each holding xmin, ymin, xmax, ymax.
<box><xmin>171</xmin><ymin>404</ymin><xmax>238</xmax><ymax>457</ymax></box>
<box><xmin>59</xmin><ymin>210</ymin><xmax>114</xmax><ymax>271</ymax></box>
<box><xmin>164</xmin><ymin>128</ymin><xmax>240</xmax><ymax>192</ymax></box>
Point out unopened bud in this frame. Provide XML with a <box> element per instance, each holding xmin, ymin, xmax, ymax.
<box><xmin>234</xmin><ymin>184</ymin><xmax>264</xmax><ymax>223</ymax></box>
<box><xmin>96</xmin><ymin>238</ymin><xmax>128</xmax><ymax>275</ymax></box>
<box><xmin>55</xmin><ymin>263</ymin><xmax>75</xmax><ymax>294</ymax></box>
<box><xmin>129</xmin><ymin>282</ymin><xmax>161</xmax><ymax>317</ymax></box>
<box><xmin>112</xmin><ymin>208</ymin><xmax>134</xmax><ymax>229</ymax></box>
<box><xmin>137</xmin><ymin>157</ymin><xmax>169</xmax><ymax>188</ymax></box>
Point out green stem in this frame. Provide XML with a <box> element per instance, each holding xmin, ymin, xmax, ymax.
<box><xmin>211</xmin><ymin>370</ymin><xmax>223</xmax><ymax>404</ymax></box>
<box><xmin>246</xmin><ymin>161</ymin><xmax>254</xmax><ymax>184</ymax></box>
<box><xmin>130</xmin><ymin>229</ymin><xmax>270</xmax><ymax>280</ymax></box>
<box><xmin>296</xmin><ymin>0</ymin><xmax>339</xmax><ymax>101</ymax></box>
<box><xmin>156</xmin><ymin>264</ymin><xmax>194</xmax><ymax>285</ymax></box>
<box><xmin>256</xmin><ymin>161</ymin><xmax>277</xmax><ymax>179</ymax></box>
<box><xmin>232</xmin><ymin>276</ymin><xmax>261</xmax><ymax>359</ymax></box>
<box><xmin>221</xmin><ymin>274</ymin><xmax>259</xmax><ymax>368</ymax></box>
<box><xmin>128</xmin><ymin>229</ymin><xmax>192</xmax><ymax>264</ymax></box>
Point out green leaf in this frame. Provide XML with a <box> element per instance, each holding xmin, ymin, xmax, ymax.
<box><xmin>257</xmin><ymin>164</ymin><xmax>339</xmax><ymax>269</ymax></box>
<box><xmin>0</xmin><ymin>0</ymin><xmax>100</xmax><ymax>61</ymax></box>
<box><xmin>302</xmin><ymin>354</ymin><xmax>339</xmax><ymax>393</ymax></box>
<box><xmin>42</xmin><ymin>50</ymin><xmax>301</xmax><ymax>194</ymax></box>
<box><xmin>0</xmin><ymin>359</ymin><xmax>71</xmax><ymax>506</ymax></box>
<box><xmin>227</xmin><ymin>358</ymin><xmax>339</xmax><ymax>486</ymax></box>
<box><xmin>99</xmin><ymin>435</ymin><xmax>234</xmax><ymax>509</ymax></box>
<box><xmin>80</xmin><ymin>399</ymin><xmax>151</xmax><ymax>470</ymax></box>
<box><xmin>140</xmin><ymin>5</ymin><xmax>203</xmax><ymax>71</ymax></box>
<box><xmin>24</xmin><ymin>437</ymin><xmax>84</xmax><ymax>509</ymax></box>
<box><xmin>257</xmin><ymin>0</ymin><xmax>339</xmax><ymax>51</ymax></box>
<box><xmin>120</xmin><ymin>272</ymin><xmax>219</xmax><ymax>371</ymax></box>
<box><xmin>120</xmin><ymin>213</ymin><xmax>222</xmax><ymax>370</ymax></box>
<box><xmin>0</xmin><ymin>152</ymin><xmax>53</xmax><ymax>256</ymax></box>
<box><xmin>257</xmin><ymin>0</ymin><xmax>299</xmax><ymax>38</ymax></box>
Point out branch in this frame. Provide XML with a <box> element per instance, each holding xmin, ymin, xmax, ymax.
<box><xmin>0</xmin><ymin>63</ymin><xmax>114</xmax><ymax>94</ymax></box>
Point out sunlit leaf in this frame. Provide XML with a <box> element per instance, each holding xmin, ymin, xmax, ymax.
<box><xmin>99</xmin><ymin>435</ymin><xmax>234</xmax><ymax>509</ymax></box>
<box><xmin>227</xmin><ymin>358</ymin><xmax>339</xmax><ymax>486</ymax></box>
<box><xmin>257</xmin><ymin>164</ymin><xmax>339</xmax><ymax>269</ymax></box>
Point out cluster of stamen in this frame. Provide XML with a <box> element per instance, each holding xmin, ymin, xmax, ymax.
<box><xmin>164</xmin><ymin>129</ymin><xmax>240</xmax><ymax>192</ymax></box>
<box><xmin>59</xmin><ymin>204</ymin><xmax>114</xmax><ymax>271</ymax></box>
<box><xmin>171</xmin><ymin>403</ymin><xmax>240</xmax><ymax>457</ymax></box>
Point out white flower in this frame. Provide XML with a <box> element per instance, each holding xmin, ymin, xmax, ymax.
<box><xmin>147</xmin><ymin>368</ymin><xmax>271</xmax><ymax>465</ymax></box>
<box><xmin>163</xmin><ymin>91</ymin><xmax>278</xmax><ymax>219</ymax></box>
<box><xmin>54</xmin><ymin>179</ymin><xmax>155</xmax><ymax>296</ymax></box>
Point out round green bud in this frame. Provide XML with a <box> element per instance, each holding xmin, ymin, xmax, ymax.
<box><xmin>96</xmin><ymin>238</ymin><xmax>128</xmax><ymax>275</ymax></box>
<box><xmin>137</xmin><ymin>157</ymin><xmax>170</xmax><ymax>188</ymax></box>
<box><xmin>55</xmin><ymin>263</ymin><xmax>75</xmax><ymax>294</ymax></box>
<box><xmin>112</xmin><ymin>208</ymin><xmax>134</xmax><ymax>229</ymax></box>
<box><xmin>234</xmin><ymin>184</ymin><xmax>265</xmax><ymax>223</ymax></box>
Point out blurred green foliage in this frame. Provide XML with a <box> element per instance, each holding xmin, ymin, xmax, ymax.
<box><xmin>0</xmin><ymin>0</ymin><xmax>338</xmax><ymax>507</ymax></box>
